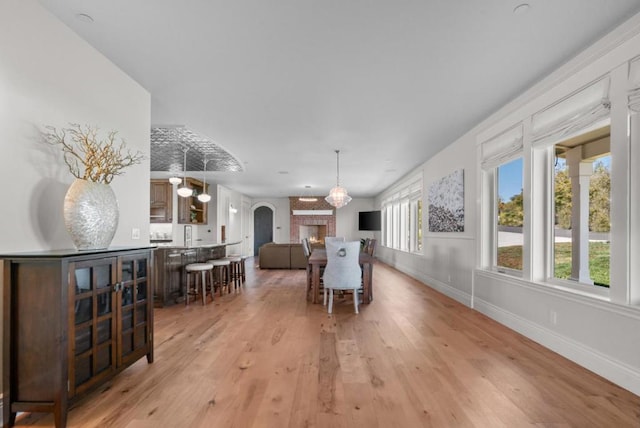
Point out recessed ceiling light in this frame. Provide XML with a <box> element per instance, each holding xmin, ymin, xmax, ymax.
<box><xmin>75</xmin><ymin>13</ymin><xmax>94</xmax><ymax>23</ymax></box>
<box><xmin>513</xmin><ymin>3</ymin><xmax>530</xmax><ymax>15</ymax></box>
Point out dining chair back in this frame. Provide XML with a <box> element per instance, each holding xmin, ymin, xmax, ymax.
<box><xmin>324</xmin><ymin>236</ymin><xmax>345</xmax><ymax>245</ymax></box>
<box><xmin>365</xmin><ymin>238</ymin><xmax>377</xmax><ymax>257</ymax></box>
<box><xmin>301</xmin><ymin>238</ymin><xmax>311</xmax><ymax>258</ymax></box>
<box><xmin>301</xmin><ymin>237</ymin><xmax>313</xmax><ymax>297</ymax></box>
<box><xmin>322</xmin><ymin>240</ymin><xmax>362</xmax><ymax>314</ymax></box>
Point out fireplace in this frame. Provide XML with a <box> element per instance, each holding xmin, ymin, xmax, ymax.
<box><xmin>299</xmin><ymin>225</ymin><xmax>327</xmax><ymax>244</ymax></box>
<box><xmin>289</xmin><ymin>197</ymin><xmax>336</xmax><ymax>243</ymax></box>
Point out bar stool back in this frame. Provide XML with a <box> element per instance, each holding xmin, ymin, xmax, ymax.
<box><xmin>184</xmin><ymin>262</ymin><xmax>214</xmax><ymax>305</ymax></box>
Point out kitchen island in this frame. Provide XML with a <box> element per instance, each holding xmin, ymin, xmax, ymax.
<box><xmin>153</xmin><ymin>241</ymin><xmax>241</xmax><ymax>307</ymax></box>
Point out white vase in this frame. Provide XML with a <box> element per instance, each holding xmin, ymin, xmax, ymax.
<box><xmin>63</xmin><ymin>179</ymin><xmax>119</xmax><ymax>250</ymax></box>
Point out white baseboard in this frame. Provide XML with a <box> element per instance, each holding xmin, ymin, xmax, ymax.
<box><xmin>474</xmin><ymin>297</ymin><xmax>640</xmax><ymax>396</ymax></box>
<box><xmin>383</xmin><ymin>258</ymin><xmax>472</xmax><ymax>307</ymax></box>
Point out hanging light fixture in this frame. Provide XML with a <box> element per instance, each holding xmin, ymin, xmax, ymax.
<box><xmin>325</xmin><ymin>149</ymin><xmax>352</xmax><ymax>208</ymax></box>
<box><xmin>177</xmin><ymin>146</ymin><xmax>193</xmax><ymax>197</ymax></box>
<box><xmin>197</xmin><ymin>156</ymin><xmax>211</xmax><ymax>203</ymax></box>
<box><xmin>299</xmin><ymin>185</ymin><xmax>318</xmax><ymax>202</ymax></box>
<box><xmin>168</xmin><ymin>128</ymin><xmax>183</xmax><ymax>184</ymax></box>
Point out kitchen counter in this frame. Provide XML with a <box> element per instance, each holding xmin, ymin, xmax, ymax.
<box><xmin>153</xmin><ymin>240</ymin><xmax>242</xmax><ymax>307</ymax></box>
<box><xmin>151</xmin><ymin>240</ymin><xmax>242</xmax><ymax>249</ymax></box>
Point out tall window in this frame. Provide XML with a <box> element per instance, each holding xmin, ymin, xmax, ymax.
<box><xmin>381</xmin><ymin>173</ymin><xmax>423</xmax><ymax>253</ymax></box>
<box><xmin>552</xmin><ymin>126</ymin><xmax>610</xmax><ymax>287</ymax></box>
<box><xmin>528</xmin><ymin>74</ymin><xmax>611</xmax><ymax>292</ymax></box>
<box><xmin>383</xmin><ymin>205</ymin><xmax>392</xmax><ymax>247</ymax></box>
<box><xmin>496</xmin><ymin>158</ymin><xmax>524</xmax><ymax>272</ymax></box>
<box><xmin>480</xmin><ymin>124</ymin><xmax>524</xmax><ymax>274</ymax></box>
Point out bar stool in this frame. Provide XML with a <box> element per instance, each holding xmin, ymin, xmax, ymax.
<box><xmin>208</xmin><ymin>259</ymin><xmax>231</xmax><ymax>296</ymax></box>
<box><xmin>184</xmin><ymin>262</ymin><xmax>214</xmax><ymax>306</ymax></box>
<box><xmin>224</xmin><ymin>255</ymin><xmax>242</xmax><ymax>291</ymax></box>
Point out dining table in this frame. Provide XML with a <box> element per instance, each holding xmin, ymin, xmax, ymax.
<box><xmin>307</xmin><ymin>248</ymin><xmax>374</xmax><ymax>304</ymax></box>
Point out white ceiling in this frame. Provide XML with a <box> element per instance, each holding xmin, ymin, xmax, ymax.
<box><xmin>37</xmin><ymin>0</ymin><xmax>640</xmax><ymax>198</ymax></box>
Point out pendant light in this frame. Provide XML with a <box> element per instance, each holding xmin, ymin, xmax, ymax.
<box><xmin>325</xmin><ymin>150</ymin><xmax>352</xmax><ymax>208</ymax></box>
<box><xmin>177</xmin><ymin>146</ymin><xmax>193</xmax><ymax>197</ymax></box>
<box><xmin>197</xmin><ymin>156</ymin><xmax>211</xmax><ymax>203</ymax></box>
<box><xmin>299</xmin><ymin>185</ymin><xmax>318</xmax><ymax>202</ymax></box>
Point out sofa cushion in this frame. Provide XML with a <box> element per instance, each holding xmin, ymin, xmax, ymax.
<box><xmin>289</xmin><ymin>244</ymin><xmax>307</xmax><ymax>269</ymax></box>
<box><xmin>258</xmin><ymin>243</ymin><xmax>291</xmax><ymax>269</ymax></box>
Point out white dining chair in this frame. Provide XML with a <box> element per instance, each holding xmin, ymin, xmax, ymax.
<box><xmin>322</xmin><ymin>240</ymin><xmax>362</xmax><ymax>314</ymax></box>
<box><xmin>324</xmin><ymin>236</ymin><xmax>345</xmax><ymax>245</ymax></box>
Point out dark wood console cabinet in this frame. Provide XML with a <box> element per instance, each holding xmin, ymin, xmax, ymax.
<box><xmin>1</xmin><ymin>247</ymin><xmax>155</xmax><ymax>428</ymax></box>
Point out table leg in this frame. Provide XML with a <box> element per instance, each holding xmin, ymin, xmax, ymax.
<box><xmin>363</xmin><ymin>262</ymin><xmax>371</xmax><ymax>303</ymax></box>
<box><xmin>312</xmin><ymin>263</ymin><xmax>320</xmax><ymax>304</ymax></box>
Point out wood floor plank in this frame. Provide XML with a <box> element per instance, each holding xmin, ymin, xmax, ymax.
<box><xmin>12</xmin><ymin>258</ymin><xmax>640</xmax><ymax>427</ymax></box>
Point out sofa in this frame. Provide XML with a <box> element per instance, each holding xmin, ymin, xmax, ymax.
<box><xmin>258</xmin><ymin>243</ymin><xmax>311</xmax><ymax>269</ymax></box>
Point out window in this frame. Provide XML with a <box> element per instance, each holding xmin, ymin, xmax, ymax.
<box><xmin>381</xmin><ymin>173</ymin><xmax>423</xmax><ymax>253</ymax></box>
<box><xmin>496</xmin><ymin>158</ymin><xmax>524</xmax><ymax>272</ymax></box>
<box><xmin>552</xmin><ymin>126</ymin><xmax>611</xmax><ymax>288</ymax></box>
<box><xmin>480</xmin><ymin>124</ymin><xmax>524</xmax><ymax>274</ymax></box>
<box><xmin>530</xmin><ymin>76</ymin><xmax>612</xmax><ymax>292</ymax></box>
<box><xmin>478</xmin><ymin>63</ymin><xmax>638</xmax><ymax>303</ymax></box>
<box><xmin>411</xmin><ymin>199</ymin><xmax>423</xmax><ymax>252</ymax></box>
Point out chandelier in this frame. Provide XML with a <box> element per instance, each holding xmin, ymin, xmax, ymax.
<box><xmin>299</xmin><ymin>185</ymin><xmax>318</xmax><ymax>202</ymax></box>
<box><xmin>325</xmin><ymin>150</ymin><xmax>352</xmax><ymax>208</ymax></box>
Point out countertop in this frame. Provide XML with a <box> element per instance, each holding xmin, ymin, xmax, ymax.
<box><xmin>152</xmin><ymin>240</ymin><xmax>242</xmax><ymax>250</ymax></box>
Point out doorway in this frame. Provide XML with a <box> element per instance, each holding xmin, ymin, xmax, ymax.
<box><xmin>254</xmin><ymin>206</ymin><xmax>273</xmax><ymax>256</ymax></box>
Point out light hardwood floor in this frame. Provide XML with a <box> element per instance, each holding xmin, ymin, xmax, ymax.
<box><xmin>14</xmin><ymin>258</ymin><xmax>640</xmax><ymax>427</ymax></box>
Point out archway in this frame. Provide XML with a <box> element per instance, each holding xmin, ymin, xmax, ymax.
<box><xmin>253</xmin><ymin>205</ymin><xmax>274</xmax><ymax>256</ymax></box>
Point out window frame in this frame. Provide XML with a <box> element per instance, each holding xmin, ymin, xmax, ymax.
<box><xmin>381</xmin><ymin>173</ymin><xmax>423</xmax><ymax>254</ymax></box>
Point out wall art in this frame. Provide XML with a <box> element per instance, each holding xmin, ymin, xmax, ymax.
<box><xmin>428</xmin><ymin>169</ymin><xmax>464</xmax><ymax>232</ymax></box>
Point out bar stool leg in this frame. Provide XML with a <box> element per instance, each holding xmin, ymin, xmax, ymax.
<box><xmin>185</xmin><ymin>271</ymin><xmax>191</xmax><ymax>306</ymax></box>
<box><xmin>240</xmin><ymin>257</ymin><xmax>246</xmax><ymax>284</ymax></box>
<box><xmin>209</xmin><ymin>269</ymin><xmax>215</xmax><ymax>301</ymax></box>
<box><xmin>200</xmin><ymin>271</ymin><xmax>207</xmax><ymax>305</ymax></box>
<box><xmin>226</xmin><ymin>262</ymin><xmax>233</xmax><ymax>292</ymax></box>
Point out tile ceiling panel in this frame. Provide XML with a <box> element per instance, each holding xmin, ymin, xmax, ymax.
<box><xmin>150</xmin><ymin>126</ymin><xmax>243</xmax><ymax>173</ymax></box>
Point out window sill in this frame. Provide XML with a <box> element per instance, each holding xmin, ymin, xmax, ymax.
<box><xmin>476</xmin><ymin>268</ymin><xmax>612</xmax><ymax>303</ymax></box>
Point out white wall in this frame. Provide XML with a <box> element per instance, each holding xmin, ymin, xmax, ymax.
<box><xmin>249</xmin><ymin>197</ymin><xmax>375</xmax><ymax>245</ymax></box>
<box><xmin>376</xmin><ymin>13</ymin><xmax>640</xmax><ymax>395</ymax></box>
<box><xmin>376</xmin><ymin>138</ymin><xmax>476</xmax><ymax>306</ymax></box>
<box><xmin>335</xmin><ymin>198</ymin><xmax>376</xmax><ymax>242</ymax></box>
<box><xmin>216</xmin><ymin>184</ymin><xmax>243</xmax><ymax>254</ymax></box>
<box><xmin>0</xmin><ymin>0</ymin><xmax>151</xmax><ymax>254</ymax></box>
<box><xmin>251</xmin><ymin>197</ymin><xmax>291</xmax><ymax>243</ymax></box>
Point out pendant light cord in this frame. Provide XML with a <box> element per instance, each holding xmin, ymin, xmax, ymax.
<box><xmin>182</xmin><ymin>147</ymin><xmax>189</xmax><ymax>185</ymax></box>
<box><xmin>335</xmin><ymin>149</ymin><xmax>340</xmax><ymax>186</ymax></box>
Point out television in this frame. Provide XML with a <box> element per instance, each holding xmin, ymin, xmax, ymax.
<box><xmin>359</xmin><ymin>210</ymin><xmax>381</xmax><ymax>231</ymax></box>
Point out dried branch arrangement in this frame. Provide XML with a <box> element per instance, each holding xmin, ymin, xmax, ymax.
<box><xmin>45</xmin><ymin>123</ymin><xmax>144</xmax><ymax>184</ymax></box>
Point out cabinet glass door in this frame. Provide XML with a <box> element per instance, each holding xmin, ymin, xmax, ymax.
<box><xmin>69</xmin><ymin>257</ymin><xmax>118</xmax><ymax>396</ymax></box>
<box><xmin>118</xmin><ymin>254</ymin><xmax>151</xmax><ymax>366</ymax></box>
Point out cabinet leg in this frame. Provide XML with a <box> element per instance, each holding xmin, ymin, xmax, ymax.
<box><xmin>53</xmin><ymin>403</ymin><xmax>67</xmax><ymax>428</ymax></box>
